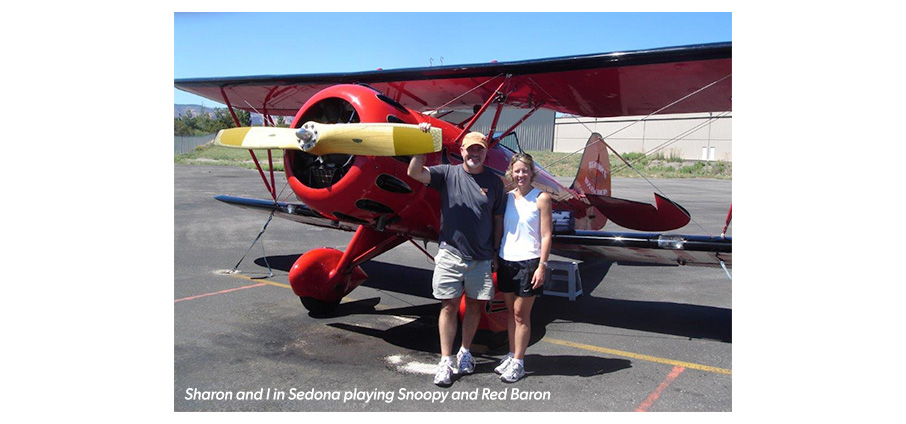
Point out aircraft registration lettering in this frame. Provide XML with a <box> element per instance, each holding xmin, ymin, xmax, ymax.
<box><xmin>582</xmin><ymin>177</ymin><xmax>609</xmax><ymax>195</ymax></box>
<box><xmin>588</xmin><ymin>160</ymin><xmax>608</xmax><ymax>178</ymax></box>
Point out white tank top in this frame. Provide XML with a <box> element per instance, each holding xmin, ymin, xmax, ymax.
<box><xmin>500</xmin><ymin>188</ymin><xmax>542</xmax><ymax>261</ymax></box>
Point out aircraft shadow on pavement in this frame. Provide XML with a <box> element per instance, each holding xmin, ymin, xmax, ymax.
<box><xmin>327</xmin><ymin>304</ymin><xmax>441</xmax><ymax>353</ymax></box>
<box><xmin>253</xmin><ymin>254</ymin><xmax>298</xmax><ymax>274</ymax></box>
<box><xmin>533</xmin><ymin>260</ymin><xmax>731</xmax><ymax>343</ymax></box>
<box><xmin>253</xmin><ymin>255</ymin><xmax>731</xmax><ymax>345</ymax></box>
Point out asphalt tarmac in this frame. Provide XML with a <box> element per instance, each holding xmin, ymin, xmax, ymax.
<box><xmin>174</xmin><ymin>164</ymin><xmax>732</xmax><ymax>412</ymax></box>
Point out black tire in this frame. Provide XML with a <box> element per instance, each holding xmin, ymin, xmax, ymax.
<box><xmin>300</xmin><ymin>297</ymin><xmax>340</xmax><ymax>315</ymax></box>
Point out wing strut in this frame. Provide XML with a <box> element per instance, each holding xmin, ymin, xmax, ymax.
<box><xmin>220</xmin><ymin>85</ymin><xmax>278</xmax><ymax>202</ymax></box>
<box><xmin>721</xmin><ymin>205</ymin><xmax>732</xmax><ymax>238</ymax></box>
<box><xmin>247</xmin><ymin>150</ymin><xmax>277</xmax><ymax>201</ymax></box>
<box><xmin>220</xmin><ymin>87</ymin><xmax>243</xmax><ymax>128</ymax></box>
<box><xmin>492</xmin><ymin>102</ymin><xmax>544</xmax><ymax>145</ymax></box>
<box><xmin>454</xmin><ymin>78</ymin><xmax>509</xmax><ymax>145</ymax></box>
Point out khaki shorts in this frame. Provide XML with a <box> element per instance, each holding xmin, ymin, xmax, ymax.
<box><xmin>432</xmin><ymin>248</ymin><xmax>494</xmax><ymax>300</ymax></box>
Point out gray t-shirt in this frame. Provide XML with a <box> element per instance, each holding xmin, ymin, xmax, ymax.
<box><xmin>428</xmin><ymin>164</ymin><xmax>505</xmax><ymax>261</ymax></box>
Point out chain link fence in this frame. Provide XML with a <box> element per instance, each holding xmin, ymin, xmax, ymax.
<box><xmin>175</xmin><ymin>134</ymin><xmax>216</xmax><ymax>155</ymax></box>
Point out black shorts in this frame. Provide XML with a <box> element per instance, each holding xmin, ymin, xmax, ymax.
<box><xmin>497</xmin><ymin>258</ymin><xmax>543</xmax><ymax>297</ymax></box>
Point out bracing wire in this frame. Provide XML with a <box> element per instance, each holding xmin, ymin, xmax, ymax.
<box><xmin>425</xmin><ymin>74</ymin><xmax>505</xmax><ymax>115</ymax></box>
<box><xmin>230</xmin><ymin>211</ymin><xmax>276</xmax><ymax>278</ymax></box>
<box><xmin>538</xmin><ymin>74</ymin><xmax>732</xmax><ymax>236</ymax></box>
<box><xmin>541</xmin><ymin>73</ymin><xmax>732</xmax><ymax>171</ymax></box>
<box><xmin>611</xmin><ymin>111</ymin><xmax>732</xmax><ymax>174</ymax></box>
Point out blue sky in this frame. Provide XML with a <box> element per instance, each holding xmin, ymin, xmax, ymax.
<box><xmin>175</xmin><ymin>12</ymin><xmax>731</xmax><ymax>107</ymax></box>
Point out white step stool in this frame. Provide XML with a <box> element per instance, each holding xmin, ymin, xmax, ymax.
<box><xmin>543</xmin><ymin>260</ymin><xmax>582</xmax><ymax>301</ymax></box>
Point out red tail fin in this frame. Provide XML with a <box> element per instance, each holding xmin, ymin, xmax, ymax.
<box><xmin>570</xmin><ymin>133</ymin><xmax>611</xmax><ymax>230</ymax></box>
<box><xmin>568</xmin><ymin>133</ymin><xmax>691</xmax><ymax>232</ymax></box>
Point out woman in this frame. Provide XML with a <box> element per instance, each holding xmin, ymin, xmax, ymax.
<box><xmin>495</xmin><ymin>153</ymin><xmax>552</xmax><ymax>383</ymax></box>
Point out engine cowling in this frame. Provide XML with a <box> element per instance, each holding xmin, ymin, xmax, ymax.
<box><xmin>284</xmin><ymin>85</ymin><xmax>427</xmax><ymax>229</ymax></box>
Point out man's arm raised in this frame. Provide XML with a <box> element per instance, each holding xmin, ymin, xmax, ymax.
<box><xmin>407</xmin><ymin>154</ymin><xmax>431</xmax><ymax>185</ymax></box>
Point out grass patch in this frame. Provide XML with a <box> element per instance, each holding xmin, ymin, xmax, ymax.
<box><xmin>175</xmin><ymin>142</ymin><xmax>285</xmax><ymax>171</ymax></box>
<box><xmin>526</xmin><ymin>151</ymin><xmax>731</xmax><ymax>180</ymax></box>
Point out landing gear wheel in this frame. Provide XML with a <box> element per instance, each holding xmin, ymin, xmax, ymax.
<box><xmin>300</xmin><ymin>296</ymin><xmax>341</xmax><ymax>315</ymax></box>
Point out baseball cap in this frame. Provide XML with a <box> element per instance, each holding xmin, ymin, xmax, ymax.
<box><xmin>461</xmin><ymin>132</ymin><xmax>488</xmax><ymax>149</ymax></box>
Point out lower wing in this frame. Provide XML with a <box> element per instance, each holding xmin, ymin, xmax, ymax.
<box><xmin>214</xmin><ymin>195</ymin><xmax>359</xmax><ymax>232</ymax></box>
<box><xmin>553</xmin><ymin>230</ymin><xmax>731</xmax><ymax>268</ymax></box>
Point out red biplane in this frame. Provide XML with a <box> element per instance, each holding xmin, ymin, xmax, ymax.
<box><xmin>174</xmin><ymin>42</ymin><xmax>732</xmax><ymax>333</ymax></box>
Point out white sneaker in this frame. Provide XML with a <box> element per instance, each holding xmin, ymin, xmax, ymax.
<box><xmin>455</xmin><ymin>350</ymin><xmax>475</xmax><ymax>375</ymax></box>
<box><xmin>434</xmin><ymin>360</ymin><xmax>454</xmax><ymax>386</ymax></box>
<box><xmin>501</xmin><ymin>361</ymin><xmax>525</xmax><ymax>383</ymax></box>
<box><xmin>495</xmin><ymin>356</ymin><xmax>513</xmax><ymax>375</ymax></box>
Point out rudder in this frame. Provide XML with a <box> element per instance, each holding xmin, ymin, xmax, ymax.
<box><xmin>570</xmin><ymin>133</ymin><xmax>611</xmax><ymax>230</ymax></box>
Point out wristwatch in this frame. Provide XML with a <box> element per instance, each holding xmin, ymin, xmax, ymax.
<box><xmin>540</xmin><ymin>261</ymin><xmax>548</xmax><ymax>267</ymax></box>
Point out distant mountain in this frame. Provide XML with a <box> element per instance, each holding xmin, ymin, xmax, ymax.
<box><xmin>175</xmin><ymin>104</ymin><xmax>290</xmax><ymax>126</ymax></box>
<box><xmin>174</xmin><ymin>104</ymin><xmax>217</xmax><ymax>118</ymax></box>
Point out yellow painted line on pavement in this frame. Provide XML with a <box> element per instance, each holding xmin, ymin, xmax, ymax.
<box><xmin>226</xmin><ymin>272</ymin><xmax>291</xmax><ymax>289</ymax></box>
<box><xmin>542</xmin><ymin>337</ymin><xmax>731</xmax><ymax>375</ymax></box>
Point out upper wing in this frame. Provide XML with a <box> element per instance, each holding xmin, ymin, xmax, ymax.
<box><xmin>175</xmin><ymin>42</ymin><xmax>731</xmax><ymax>118</ymax></box>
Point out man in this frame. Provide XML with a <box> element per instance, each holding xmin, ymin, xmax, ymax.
<box><xmin>407</xmin><ymin>129</ymin><xmax>505</xmax><ymax>387</ymax></box>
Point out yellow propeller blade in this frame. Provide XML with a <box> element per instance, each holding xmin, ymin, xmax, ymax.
<box><xmin>214</xmin><ymin>126</ymin><xmax>301</xmax><ymax>150</ymax></box>
<box><xmin>213</xmin><ymin>122</ymin><xmax>442</xmax><ymax>156</ymax></box>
